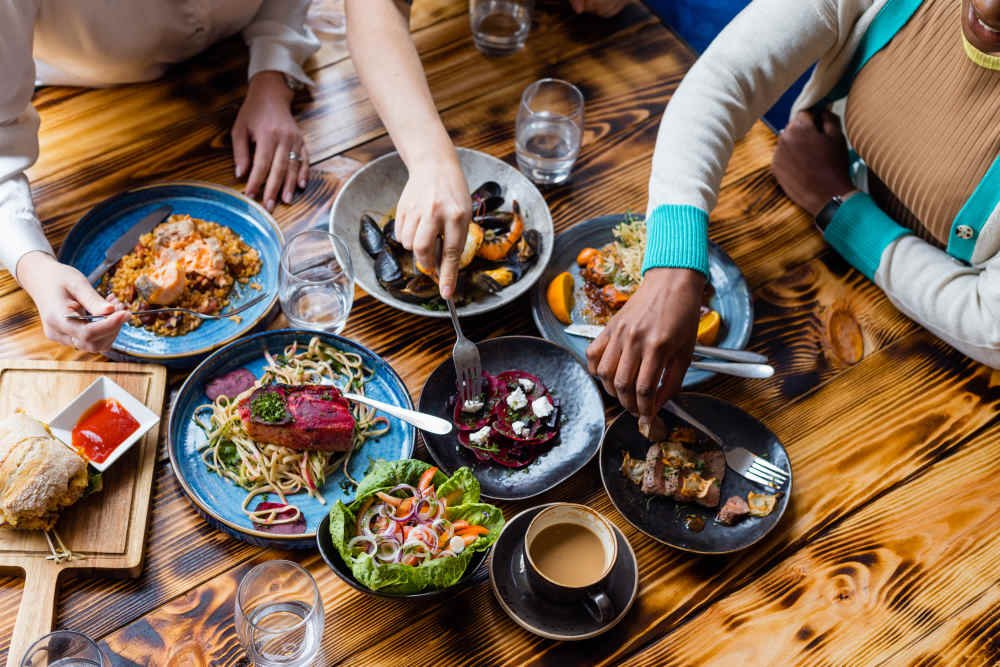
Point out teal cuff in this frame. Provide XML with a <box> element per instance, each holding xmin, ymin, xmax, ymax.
<box><xmin>641</xmin><ymin>205</ymin><xmax>710</xmax><ymax>278</ymax></box>
<box><xmin>823</xmin><ymin>192</ymin><xmax>911</xmax><ymax>280</ymax></box>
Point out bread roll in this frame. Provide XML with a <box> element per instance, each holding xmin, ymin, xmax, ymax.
<box><xmin>0</xmin><ymin>412</ymin><xmax>88</xmax><ymax>530</ymax></box>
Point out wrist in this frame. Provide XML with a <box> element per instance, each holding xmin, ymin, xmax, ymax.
<box><xmin>15</xmin><ymin>250</ymin><xmax>58</xmax><ymax>287</ymax></box>
<box><xmin>248</xmin><ymin>71</ymin><xmax>294</xmax><ymax>104</ymax></box>
<box><xmin>643</xmin><ymin>266</ymin><xmax>707</xmax><ymax>292</ymax></box>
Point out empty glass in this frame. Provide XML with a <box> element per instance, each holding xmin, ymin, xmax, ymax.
<box><xmin>235</xmin><ymin>560</ymin><xmax>324</xmax><ymax>667</ymax></box>
<box><xmin>279</xmin><ymin>230</ymin><xmax>354</xmax><ymax>333</ymax></box>
<box><xmin>470</xmin><ymin>0</ymin><xmax>534</xmax><ymax>56</ymax></box>
<box><xmin>20</xmin><ymin>630</ymin><xmax>107</xmax><ymax>667</ymax></box>
<box><xmin>515</xmin><ymin>78</ymin><xmax>584</xmax><ymax>185</ymax></box>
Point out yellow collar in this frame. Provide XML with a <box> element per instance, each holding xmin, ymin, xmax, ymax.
<box><xmin>963</xmin><ymin>33</ymin><xmax>1000</xmax><ymax>70</ymax></box>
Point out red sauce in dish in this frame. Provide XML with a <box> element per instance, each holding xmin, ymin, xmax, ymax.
<box><xmin>71</xmin><ymin>399</ymin><xmax>139</xmax><ymax>464</ymax></box>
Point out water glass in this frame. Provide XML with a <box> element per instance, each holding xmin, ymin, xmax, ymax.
<box><xmin>515</xmin><ymin>78</ymin><xmax>584</xmax><ymax>185</ymax></box>
<box><xmin>470</xmin><ymin>0</ymin><xmax>534</xmax><ymax>56</ymax></box>
<box><xmin>279</xmin><ymin>230</ymin><xmax>354</xmax><ymax>334</ymax></box>
<box><xmin>235</xmin><ymin>560</ymin><xmax>324</xmax><ymax>667</ymax></box>
<box><xmin>20</xmin><ymin>630</ymin><xmax>107</xmax><ymax>667</ymax></box>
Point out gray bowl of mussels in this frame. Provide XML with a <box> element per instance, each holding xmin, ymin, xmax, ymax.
<box><xmin>329</xmin><ymin>148</ymin><xmax>554</xmax><ymax>317</ymax></box>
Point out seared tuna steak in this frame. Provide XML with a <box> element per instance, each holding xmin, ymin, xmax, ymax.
<box><xmin>238</xmin><ymin>384</ymin><xmax>355</xmax><ymax>451</ymax></box>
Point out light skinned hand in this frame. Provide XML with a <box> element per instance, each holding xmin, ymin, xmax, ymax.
<box><xmin>17</xmin><ymin>251</ymin><xmax>129</xmax><ymax>354</ymax></box>
<box><xmin>568</xmin><ymin>0</ymin><xmax>632</xmax><ymax>17</ymax></box>
<box><xmin>772</xmin><ymin>109</ymin><xmax>857</xmax><ymax>216</ymax></box>
<box><xmin>232</xmin><ymin>70</ymin><xmax>309</xmax><ymax>212</ymax></box>
<box><xmin>395</xmin><ymin>155</ymin><xmax>472</xmax><ymax>299</ymax></box>
<box><xmin>586</xmin><ymin>267</ymin><xmax>705</xmax><ymax>416</ymax></box>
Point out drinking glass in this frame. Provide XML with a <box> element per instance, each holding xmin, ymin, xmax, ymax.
<box><xmin>235</xmin><ymin>560</ymin><xmax>324</xmax><ymax>667</ymax></box>
<box><xmin>279</xmin><ymin>230</ymin><xmax>354</xmax><ymax>333</ymax></box>
<box><xmin>515</xmin><ymin>78</ymin><xmax>584</xmax><ymax>185</ymax></box>
<box><xmin>20</xmin><ymin>630</ymin><xmax>107</xmax><ymax>667</ymax></box>
<box><xmin>470</xmin><ymin>0</ymin><xmax>534</xmax><ymax>56</ymax></box>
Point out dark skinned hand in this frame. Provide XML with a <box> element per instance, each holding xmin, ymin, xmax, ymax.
<box><xmin>772</xmin><ymin>110</ymin><xmax>856</xmax><ymax>216</ymax></box>
<box><xmin>586</xmin><ymin>267</ymin><xmax>706</xmax><ymax>417</ymax></box>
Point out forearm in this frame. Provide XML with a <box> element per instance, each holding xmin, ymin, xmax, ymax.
<box><xmin>346</xmin><ymin>0</ymin><xmax>456</xmax><ymax>168</ymax></box>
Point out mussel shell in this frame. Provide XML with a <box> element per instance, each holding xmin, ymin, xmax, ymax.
<box><xmin>382</xmin><ymin>218</ymin><xmax>404</xmax><ymax>250</ymax></box>
<box><xmin>473</xmin><ymin>212</ymin><xmax>514</xmax><ymax>231</ymax></box>
<box><xmin>470</xmin><ymin>181</ymin><xmax>502</xmax><ymax>204</ymax></box>
<box><xmin>389</xmin><ymin>274</ymin><xmax>440</xmax><ymax>303</ymax></box>
<box><xmin>359</xmin><ymin>214</ymin><xmax>385</xmax><ymax>258</ymax></box>
<box><xmin>475</xmin><ymin>196</ymin><xmax>505</xmax><ymax>214</ymax></box>
<box><xmin>513</xmin><ymin>228</ymin><xmax>541</xmax><ymax>263</ymax></box>
<box><xmin>374</xmin><ymin>247</ymin><xmax>405</xmax><ymax>289</ymax></box>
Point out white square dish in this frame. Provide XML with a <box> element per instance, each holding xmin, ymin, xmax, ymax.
<box><xmin>49</xmin><ymin>375</ymin><xmax>159</xmax><ymax>472</ymax></box>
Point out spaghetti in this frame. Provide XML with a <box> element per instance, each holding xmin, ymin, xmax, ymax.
<box><xmin>195</xmin><ymin>337</ymin><xmax>390</xmax><ymax>526</ymax></box>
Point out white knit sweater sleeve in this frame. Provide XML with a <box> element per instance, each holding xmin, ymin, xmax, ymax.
<box><xmin>0</xmin><ymin>0</ymin><xmax>51</xmax><ymax>278</ymax></box>
<box><xmin>647</xmin><ymin>0</ymin><xmax>839</xmax><ymax>215</ymax></box>
<box><xmin>242</xmin><ymin>0</ymin><xmax>321</xmax><ymax>87</ymax></box>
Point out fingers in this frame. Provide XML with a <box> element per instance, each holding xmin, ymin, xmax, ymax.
<box><xmin>655</xmin><ymin>354</ymin><xmax>689</xmax><ymax>407</ymax></box>
<box><xmin>296</xmin><ymin>143</ymin><xmax>310</xmax><ymax>191</ymax></box>
<box><xmin>231</xmin><ymin>122</ymin><xmax>251</xmax><ymax>180</ymax></box>
<box><xmin>66</xmin><ymin>275</ymin><xmax>114</xmax><ymax>316</ymax></box>
<box><xmin>262</xmin><ymin>140</ymin><xmax>291</xmax><ymax>212</ymax></box>
<box><xmin>51</xmin><ymin>310</ymin><xmax>128</xmax><ymax>354</ymax></box>
<box><xmin>244</xmin><ymin>134</ymin><xmax>276</xmax><ymax>202</ymax></box>
<box><xmin>586</xmin><ymin>326</ymin><xmax>611</xmax><ymax>375</ymax></box>
<box><xmin>635</xmin><ymin>344</ymin><xmax>669</xmax><ymax>417</ymax></box>
<box><xmin>820</xmin><ymin>110</ymin><xmax>841</xmax><ymax>138</ymax></box>
<box><xmin>438</xmin><ymin>218</ymin><xmax>466</xmax><ymax>299</ymax></box>
<box><xmin>612</xmin><ymin>340</ymin><xmax>642</xmax><ymax>415</ymax></box>
<box><xmin>281</xmin><ymin>142</ymin><xmax>302</xmax><ymax>206</ymax></box>
<box><xmin>412</xmin><ymin>215</ymin><xmax>441</xmax><ymax>282</ymax></box>
<box><xmin>594</xmin><ymin>334</ymin><xmax>623</xmax><ymax>397</ymax></box>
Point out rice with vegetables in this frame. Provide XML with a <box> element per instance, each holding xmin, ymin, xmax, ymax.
<box><xmin>99</xmin><ymin>214</ymin><xmax>261</xmax><ymax>336</ymax></box>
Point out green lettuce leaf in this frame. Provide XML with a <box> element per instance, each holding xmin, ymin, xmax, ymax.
<box><xmin>328</xmin><ymin>458</ymin><xmax>503</xmax><ymax>594</ymax></box>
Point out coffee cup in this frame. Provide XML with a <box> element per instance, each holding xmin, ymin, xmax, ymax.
<box><xmin>523</xmin><ymin>503</ymin><xmax>618</xmax><ymax>624</ymax></box>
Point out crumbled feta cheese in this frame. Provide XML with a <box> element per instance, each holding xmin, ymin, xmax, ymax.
<box><xmin>461</xmin><ymin>398</ymin><xmax>484</xmax><ymax>413</ymax></box>
<box><xmin>506</xmin><ymin>388</ymin><xmax>528</xmax><ymax>410</ymax></box>
<box><xmin>469</xmin><ymin>425</ymin><xmax>491</xmax><ymax>445</ymax></box>
<box><xmin>518</xmin><ymin>378</ymin><xmax>535</xmax><ymax>393</ymax></box>
<box><xmin>449</xmin><ymin>535</ymin><xmax>466</xmax><ymax>553</ymax></box>
<box><xmin>511</xmin><ymin>420</ymin><xmax>528</xmax><ymax>437</ymax></box>
<box><xmin>531</xmin><ymin>395</ymin><xmax>554</xmax><ymax>419</ymax></box>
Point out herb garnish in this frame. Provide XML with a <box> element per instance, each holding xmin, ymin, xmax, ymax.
<box><xmin>251</xmin><ymin>390</ymin><xmax>288</xmax><ymax>423</ymax></box>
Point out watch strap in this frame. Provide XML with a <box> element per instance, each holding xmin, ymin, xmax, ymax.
<box><xmin>815</xmin><ymin>195</ymin><xmax>844</xmax><ymax>232</ymax></box>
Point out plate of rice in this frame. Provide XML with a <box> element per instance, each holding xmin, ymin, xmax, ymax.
<box><xmin>529</xmin><ymin>213</ymin><xmax>753</xmax><ymax>388</ymax></box>
<box><xmin>59</xmin><ymin>182</ymin><xmax>283</xmax><ymax>367</ymax></box>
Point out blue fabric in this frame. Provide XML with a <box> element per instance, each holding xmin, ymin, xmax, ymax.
<box><xmin>644</xmin><ymin>0</ymin><xmax>810</xmax><ymax>128</ymax></box>
<box><xmin>824</xmin><ymin>193</ymin><xmax>911</xmax><ymax>280</ymax></box>
<box><xmin>642</xmin><ymin>204</ymin><xmax>710</xmax><ymax>277</ymax></box>
<box><xmin>948</xmin><ymin>152</ymin><xmax>1000</xmax><ymax>262</ymax></box>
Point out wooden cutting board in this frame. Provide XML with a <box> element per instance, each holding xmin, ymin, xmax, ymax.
<box><xmin>0</xmin><ymin>360</ymin><xmax>167</xmax><ymax>666</ymax></box>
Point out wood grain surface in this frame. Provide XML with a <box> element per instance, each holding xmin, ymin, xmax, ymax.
<box><xmin>0</xmin><ymin>1</ymin><xmax>997</xmax><ymax>665</ymax></box>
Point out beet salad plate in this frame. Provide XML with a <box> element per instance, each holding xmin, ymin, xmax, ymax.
<box><xmin>419</xmin><ymin>336</ymin><xmax>605</xmax><ymax>501</ymax></box>
<box><xmin>168</xmin><ymin>330</ymin><xmax>416</xmax><ymax>549</ymax></box>
<box><xmin>599</xmin><ymin>394</ymin><xmax>791</xmax><ymax>554</ymax></box>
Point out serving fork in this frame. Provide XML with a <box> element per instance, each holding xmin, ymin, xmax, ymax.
<box><xmin>445</xmin><ymin>298</ymin><xmax>482</xmax><ymax>403</ymax></box>
<box><xmin>662</xmin><ymin>400</ymin><xmax>789</xmax><ymax>489</ymax></box>
<box><xmin>66</xmin><ymin>293</ymin><xmax>269</xmax><ymax>322</ymax></box>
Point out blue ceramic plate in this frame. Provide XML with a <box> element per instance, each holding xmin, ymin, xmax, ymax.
<box><xmin>529</xmin><ymin>214</ymin><xmax>753</xmax><ymax>387</ymax></box>
<box><xmin>168</xmin><ymin>330</ymin><xmax>416</xmax><ymax>549</ymax></box>
<box><xmin>58</xmin><ymin>181</ymin><xmax>283</xmax><ymax>367</ymax></box>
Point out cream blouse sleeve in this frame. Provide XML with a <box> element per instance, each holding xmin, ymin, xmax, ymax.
<box><xmin>242</xmin><ymin>0</ymin><xmax>321</xmax><ymax>87</ymax></box>
<box><xmin>0</xmin><ymin>0</ymin><xmax>52</xmax><ymax>279</ymax></box>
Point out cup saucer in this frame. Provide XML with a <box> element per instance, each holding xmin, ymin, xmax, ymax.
<box><xmin>489</xmin><ymin>503</ymin><xmax>638</xmax><ymax>641</ymax></box>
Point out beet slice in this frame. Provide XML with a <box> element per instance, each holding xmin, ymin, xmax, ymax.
<box><xmin>252</xmin><ymin>502</ymin><xmax>306</xmax><ymax>534</ymax></box>
<box><xmin>457</xmin><ymin>429</ymin><xmax>497</xmax><ymax>461</ymax></box>
<box><xmin>452</xmin><ymin>372</ymin><xmax>501</xmax><ymax>430</ymax></box>
<box><xmin>491</xmin><ymin>417</ymin><xmax>558</xmax><ymax>445</ymax></box>
<box><xmin>495</xmin><ymin>370</ymin><xmax>547</xmax><ymax>401</ymax></box>
<box><xmin>205</xmin><ymin>368</ymin><xmax>257</xmax><ymax>401</ymax></box>
<box><xmin>490</xmin><ymin>446</ymin><xmax>537</xmax><ymax>468</ymax></box>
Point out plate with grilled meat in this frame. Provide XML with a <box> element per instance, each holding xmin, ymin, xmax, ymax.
<box><xmin>599</xmin><ymin>394</ymin><xmax>790</xmax><ymax>554</ymax></box>
<box><xmin>168</xmin><ymin>330</ymin><xmax>416</xmax><ymax>548</ymax></box>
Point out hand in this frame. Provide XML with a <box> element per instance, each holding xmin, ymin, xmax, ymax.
<box><xmin>586</xmin><ymin>268</ymin><xmax>705</xmax><ymax>416</ymax></box>
<box><xmin>772</xmin><ymin>110</ymin><xmax>856</xmax><ymax>216</ymax></box>
<box><xmin>568</xmin><ymin>0</ymin><xmax>632</xmax><ymax>17</ymax></box>
<box><xmin>17</xmin><ymin>252</ymin><xmax>129</xmax><ymax>354</ymax></box>
<box><xmin>231</xmin><ymin>71</ymin><xmax>309</xmax><ymax>212</ymax></box>
<box><xmin>395</xmin><ymin>154</ymin><xmax>472</xmax><ymax>299</ymax></box>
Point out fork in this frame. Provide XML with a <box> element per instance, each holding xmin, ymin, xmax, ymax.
<box><xmin>445</xmin><ymin>298</ymin><xmax>482</xmax><ymax>403</ymax></box>
<box><xmin>662</xmin><ymin>400</ymin><xmax>789</xmax><ymax>490</ymax></box>
<box><xmin>65</xmin><ymin>292</ymin><xmax>270</xmax><ymax>322</ymax></box>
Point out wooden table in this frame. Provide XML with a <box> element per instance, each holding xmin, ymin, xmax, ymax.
<box><xmin>2</xmin><ymin>1</ymin><xmax>998</xmax><ymax>664</ymax></box>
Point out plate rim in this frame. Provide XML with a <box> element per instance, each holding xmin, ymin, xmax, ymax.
<box><xmin>417</xmin><ymin>334</ymin><xmax>605</xmax><ymax>501</ymax></box>
<box><xmin>58</xmin><ymin>180</ymin><xmax>284</xmax><ymax>360</ymax></box>
<box><xmin>488</xmin><ymin>503</ymin><xmax>639</xmax><ymax>641</ymax></box>
<box><xmin>597</xmin><ymin>393</ymin><xmax>792</xmax><ymax>555</ymax></box>
<box><xmin>167</xmin><ymin>328</ymin><xmax>416</xmax><ymax>542</ymax></box>
<box><xmin>528</xmin><ymin>212</ymin><xmax>755</xmax><ymax>384</ymax></box>
<box><xmin>329</xmin><ymin>148</ymin><xmax>554</xmax><ymax>318</ymax></box>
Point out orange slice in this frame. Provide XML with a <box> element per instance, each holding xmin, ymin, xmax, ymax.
<box><xmin>697</xmin><ymin>309</ymin><xmax>721</xmax><ymax>346</ymax></box>
<box><xmin>546</xmin><ymin>272</ymin><xmax>575</xmax><ymax>324</ymax></box>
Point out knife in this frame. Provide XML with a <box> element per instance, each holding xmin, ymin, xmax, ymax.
<box><xmin>564</xmin><ymin>323</ymin><xmax>770</xmax><ymax>365</ymax></box>
<box><xmin>87</xmin><ymin>205</ymin><xmax>173</xmax><ymax>284</ymax></box>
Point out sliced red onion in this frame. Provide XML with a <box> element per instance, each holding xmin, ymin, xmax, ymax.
<box><xmin>390</xmin><ymin>499</ymin><xmax>418</xmax><ymax>522</ymax></box>
<box><xmin>408</xmin><ymin>525</ymin><xmax>439</xmax><ymax>551</ymax></box>
<box><xmin>415</xmin><ymin>498</ymin><xmax>437</xmax><ymax>522</ymax></box>
<box><xmin>436</xmin><ymin>549</ymin><xmax>456</xmax><ymax>559</ymax></box>
<box><xmin>360</xmin><ymin>504</ymin><xmax>382</xmax><ymax>536</ymax></box>
<box><xmin>432</xmin><ymin>518</ymin><xmax>454</xmax><ymax>544</ymax></box>
<box><xmin>389</xmin><ymin>483</ymin><xmax>419</xmax><ymax>498</ymax></box>
<box><xmin>347</xmin><ymin>535</ymin><xmax>377</xmax><ymax>556</ymax></box>
<box><xmin>375</xmin><ymin>536</ymin><xmax>401</xmax><ymax>562</ymax></box>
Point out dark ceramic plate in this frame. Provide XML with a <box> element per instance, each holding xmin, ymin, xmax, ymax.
<box><xmin>599</xmin><ymin>394</ymin><xmax>791</xmax><ymax>554</ymax></box>
<box><xmin>316</xmin><ymin>514</ymin><xmax>490</xmax><ymax>600</ymax></box>
<box><xmin>529</xmin><ymin>214</ymin><xmax>753</xmax><ymax>387</ymax></box>
<box><xmin>489</xmin><ymin>504</ymin><xmax>638</xmax><ymax>641</ymax></box>
<box><xmin>418</xmin><ymin>336</ymin><xmax>605</xmax><ymax>501</ymax></box>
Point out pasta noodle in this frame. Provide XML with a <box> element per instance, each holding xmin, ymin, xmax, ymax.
<box><xmin>195</xmin><ymin>337</ymin><xmax>390</xmax><ymax>526</ymax></box>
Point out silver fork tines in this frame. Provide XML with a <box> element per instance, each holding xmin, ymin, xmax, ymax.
<box><xmin>445</xmin><ymin>299</ymin><xmax>482</xmax><ymax>403</ymax></box>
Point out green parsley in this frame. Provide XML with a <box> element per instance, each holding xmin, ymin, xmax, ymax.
<box><xmin>218</xmin><ymin>440</ymin><xmax>240</xmax><ymax>466</ymax></box>
<box><xmin>251</xmin><ymin>390</ymin><xmax>288</xmax><ymax>423</ymax></box>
